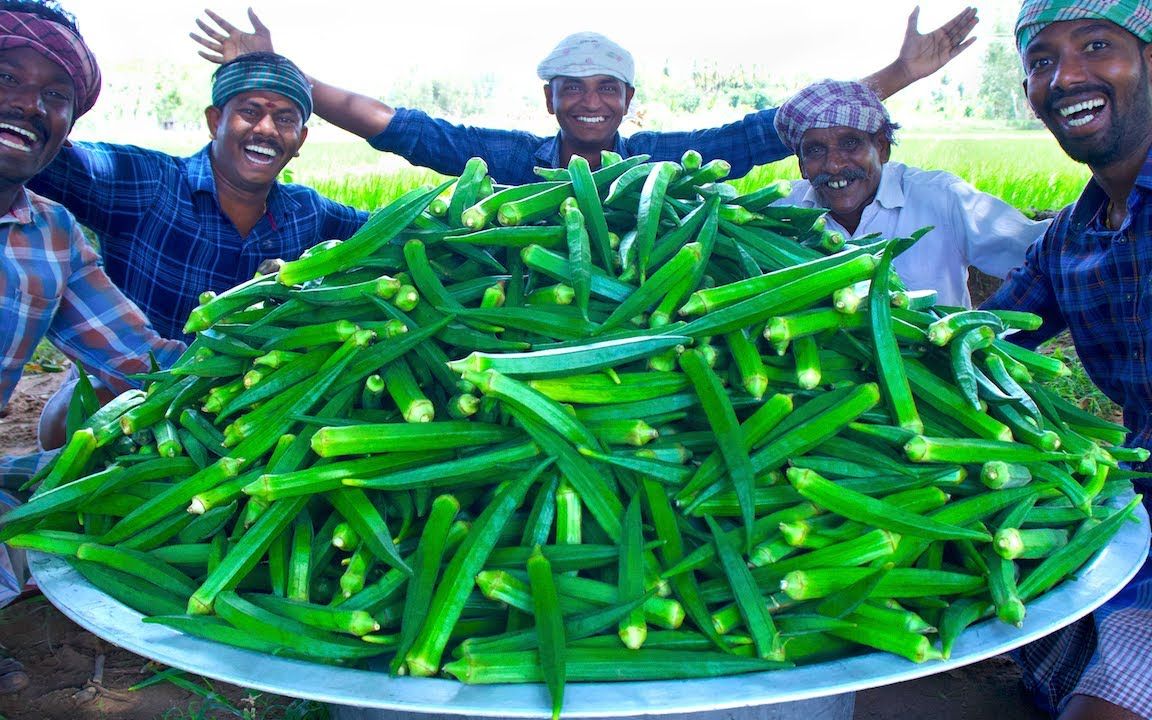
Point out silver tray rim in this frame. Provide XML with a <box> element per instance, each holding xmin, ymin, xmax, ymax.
<box><xmin>30</xmin><ymin>500</ymin><xmax>1149</xmax><ymax>717</ymax></box>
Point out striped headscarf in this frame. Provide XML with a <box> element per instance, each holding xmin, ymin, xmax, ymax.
<box><xmin>0</xmin><ymin>9</ymin><xmax>101</xmax><ymax>117</ymax></box>
<box><xmin>1016</xmin><ymin>0</ymin><xmax>1152</xmax><ymax>55</ymax></box>
<box><xmin>211</xmin><ymin>52</ymin><xmax>312</xmax><ymax>123</ymax></box>
<box><xmin>774</xmin><ymin>80</ymin><xmax>893</xmax><ymax>154</ymax></box>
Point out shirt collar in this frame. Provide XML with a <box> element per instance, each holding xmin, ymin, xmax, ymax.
<box><xmin>535</xmin><ymin>132</ymin><xmax>629</xmax><ymax>169</ymax></box>
<box><xmin>871</xmin><ymin>163</ymin><xmax>905</xmax><ymax>210</ymax></box>
<box><xmin>188</xmin><ymin>143</ymin><xmax>296</xmax><ymax>222</ymax></box>
<box><xmin>0</xmin><ymin>187</ymin><xmax>33</xmax><ymax>226</ymax></box>
<box><xmin>188</xmin><ymin>144</ymin><xmax>218</xmax><ymax>197</ymax></box>
<box><xmin>1067</xmin><ymin>143</ymin><xmax>1152</xmax><ymax>232</ymax></box>
<box><xmin>1135</xmin><ymin>143</ymin><xmax>1152</xmax><ymax>194</ymax></box>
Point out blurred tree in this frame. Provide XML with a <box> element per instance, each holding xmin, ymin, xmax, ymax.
<box><xmin>976</xmin><ymin>33</ymin><xmax>1031</xmax><ymax>123</ymax></box>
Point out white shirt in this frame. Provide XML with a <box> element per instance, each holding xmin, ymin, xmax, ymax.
<box><xmin>775</xmin><ymin>162</ymin><xmax>1050</xmax><ymax>308</ymax></box>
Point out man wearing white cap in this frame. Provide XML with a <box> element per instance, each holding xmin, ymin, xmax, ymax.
<box><xmin>192</xmin><ymin>7</ymin><xmax>979</xmax><ymax>185</ymax></box>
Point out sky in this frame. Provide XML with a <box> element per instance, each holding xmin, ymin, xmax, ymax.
<box><xmin>63</xmin><ymin>0</ymin><xmax>1023</xmax><ymax>102</ymax></box>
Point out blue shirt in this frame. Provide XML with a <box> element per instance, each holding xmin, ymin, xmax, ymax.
<box><xmin>982</xmin><ymin>143</ymin><xmax>1152</xmax><ymax>455</ymax></box>
<box><xmin>2</xmin><ymin>189</ymin><xmax>184</xmax><ymax>495</ymax></box>
<box><xmin>370</xmin><ymin>107</ymin><xmax>791</xmax><ymax>185</ymax></box>
<box><xmin>27</xmin><ymin>143</ymin><xmax>369</xmax><ymax>342</ymax></box>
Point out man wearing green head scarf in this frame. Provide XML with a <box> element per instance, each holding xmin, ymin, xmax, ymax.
<box><xmin>982</xmin><ymin>2</ymin><xmax>1152</xmax><ymax>718</ymax></box>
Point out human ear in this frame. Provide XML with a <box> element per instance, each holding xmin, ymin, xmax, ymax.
<box><xmin>543</xmin><ymin>83</ymin><xmax>556</xmax><ymax>115</ymax></box>
<box><xmin>205</xmin><ymin>106</ymin><xmax>222</xmax><ymax>140</ymax></box>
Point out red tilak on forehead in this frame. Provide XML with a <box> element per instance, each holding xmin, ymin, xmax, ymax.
<box><xmin>0</xmin><ymin>10</ymin><xmax>101</xmax><ymax>116</ymax></box>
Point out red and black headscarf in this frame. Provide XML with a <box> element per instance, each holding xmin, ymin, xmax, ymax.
<box><xmin>0</xmin><ymin>8</ymin><xmax>101</xmax><ymax>117</ymax></box>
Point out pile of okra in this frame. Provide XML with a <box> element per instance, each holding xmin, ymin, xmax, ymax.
<box><xmin>2</xmin><ymin>150</ymin><xmax>1146</xmax><ymax>716</ymax></box>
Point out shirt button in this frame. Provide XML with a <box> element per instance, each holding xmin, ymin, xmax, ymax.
<box><xmin>1126</xmin><ymin>294</ymin><xmax>1135</xmax><ymax>301</ymax></box>
<box><xmin>261</xmin><ymin>240</ymin><xmax>274</xmax><ymax>250</ymax></box>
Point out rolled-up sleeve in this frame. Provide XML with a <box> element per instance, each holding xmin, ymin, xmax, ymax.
<box><xmin>47</xmin><ymin>223</ymin><xmax>184</xmax><ymax>390</ymax></box>
<box><xmin>950</xmin><ymin>179</ymin><xmax>1050</xmax><ymax>280</ymax></box>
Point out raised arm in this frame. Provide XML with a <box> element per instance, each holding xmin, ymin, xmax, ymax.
<box><xmin>191</xmin><ymin>8</ymin><xmax>395</xmax><ymax>139</ymax></box>
<box><xmin>863</xmin><ymin>6</ymin><xmax>978</xmax><ymax>101</ymax></box>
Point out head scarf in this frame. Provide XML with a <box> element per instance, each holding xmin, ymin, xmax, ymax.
<box><xmin>774</xmin><ymin>80</ymin><xmax>892</xmax><ymax>153</ymax></box>
<box><xmin>536</xmin><ymin>32</ymin><xmax>635</xmax><ymax>86</ymax></box>
<box><xmin>211</xmin><ymin>53</ymin><xmax>312</xmax><ymax>123</ymax></box>
<box><xmin>1016</xmin><ymin>0</ymin><xmax>1152</xmax><ymax>56</ymax></box>
<box><xmin>0</xmin><ymin>9</ymin><xmax>101</xmax><ymax>117</ymax></box>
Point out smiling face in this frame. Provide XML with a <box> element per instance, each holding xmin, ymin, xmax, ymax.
<box><xmin>798</xmin><ymin>125</ymin><xmax>890</xmax><ymax>234</ymax></box>
<box><xmin>0</xmin><ymin>46</ymin><xmax>75</xmax><ymax>194</ymax></box>
<box><xmin>205</xmin><ymin>89</ymin><xmax>307</xmax><ymax>193</ymax></box>
<box><xmin>1022</xmin><ymin>20</ymin><xmax>1152</xmax><ymax>168</ymax></box>
<box><xmin>545</xmin><ymin>75</ymin><xmax>634</xmax><ymax>153</ymax></box>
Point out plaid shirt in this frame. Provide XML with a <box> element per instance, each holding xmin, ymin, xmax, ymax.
<box><xmin>27</xmin><ymin>142</ymin><xmax>369</xmax><ymax>342</ymax></box>
<box><xmin>1</xmin><ymin>189</ymin><xmax>185</xmax><ymax>492</ymax></box>
<box><xmin>370</xmin><ymin>107</ymin><xmax>791</xmax><ymax>186</ymax></box>
<box><xmin>982</xmin><ymin>143</ymin><xmax>1152</xmax><ymax>457</ymax></box>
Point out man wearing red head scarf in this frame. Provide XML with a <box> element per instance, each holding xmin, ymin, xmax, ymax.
<box><xmin>0</xmin><ymin>0</ymin><xmax>185</xmax><ymax>695</ymax></box>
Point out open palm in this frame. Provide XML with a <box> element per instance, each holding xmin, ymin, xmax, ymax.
<box><xmin>190</xmin><ymin>8</ymin><xmax>275</xmax><ymax>65</ymax></box>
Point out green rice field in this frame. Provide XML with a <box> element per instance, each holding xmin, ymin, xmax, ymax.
<box><xmin>272</xmin><ymin>129</ymin><xmax>1089</xmax><ymax>217</ymax></box>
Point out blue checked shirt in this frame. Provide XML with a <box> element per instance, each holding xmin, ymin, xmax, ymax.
<box><xmin>982</xmin><ymin>144</ymin><xmax>1152</xmax><ymax>462</ymax></box>
<box><xmin>2</xmin><ymin>189</ymin><xmax>185</xmax><ymax>494</ymax></box>
<box><xmin>370</xmin><ymin>107</ymin><xmax>791</xmax><ymax>185</ymax></box>
<box><xmin>27</xmin><ymin>143</ymin><xmax>369</xmax><ymax>343</ymax></box>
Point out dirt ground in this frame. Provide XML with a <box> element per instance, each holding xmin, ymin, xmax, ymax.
<box><xmin>0</xmin><ymin>366</ymin><xmax>1050</xmax><ymax>720</ymax></box>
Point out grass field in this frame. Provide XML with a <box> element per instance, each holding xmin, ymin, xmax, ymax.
<box><xmin>145</xmin><ymin>126</ymin><xmax>1090</xmax><ymax>216</ymax></box>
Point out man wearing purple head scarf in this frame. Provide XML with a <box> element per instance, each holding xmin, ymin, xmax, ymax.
<box><xmin>0</xmin><ymin>0</ymin><xmax>186</xmax><ymax>695</ymax></box>
<box><xmin>191</xmin><ymin>6</ymin><xmax>980</xmax><ymax>186</ymax></box>
<box><xmin>981</xmin><ymin>1</ymin><xmax>1152</xmax><ymax>718</ymax></box>
<box><xmin>772</xmin><ymin>79</ymin><xmax>1048</xmax><ymax>308</ymax></box>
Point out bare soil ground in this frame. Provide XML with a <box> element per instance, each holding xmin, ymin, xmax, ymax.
<box><xmin>0</xmin><ymin>366</ymin><xmax>1050</xmax><ymax>720</ymax></box>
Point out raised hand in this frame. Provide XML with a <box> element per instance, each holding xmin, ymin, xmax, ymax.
<box><xmin>190</xmin><ymin>7</ymin><xmax>275</xmax><ymax>65</ymax></box>
<box><xmin>898</xmin><ymin>6</ymin><xmax>979</xmax><ymax>82</ymax></box>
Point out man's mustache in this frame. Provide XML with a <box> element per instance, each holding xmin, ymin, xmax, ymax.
<box><xmin>811</xmin><ymin>168</ymin><xmax>867</xmax><ymax>187</ymax></box>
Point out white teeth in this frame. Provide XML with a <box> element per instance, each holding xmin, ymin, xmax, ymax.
<box><xmin>1068</xmin><ymin>114</ymin><xmax>1096</xmax><ymax>127</ymax></box>
<box><xmin>0</xmin><ymin>136</ymin><xmax>32</xmax><ymax>153</ymax></box>
<box><xmin>0</xmin><ymin>123</ymin><xmax>37</xmax><ymax>143</ymax></box>
<box><xmin>245</xmin><ymin>145</ymin><xmax>276</xmax><ymax>157</ymax></box>
<box><xmin>827</xmin><ymin>179</ymin><xmax>849</xmax><ymax>189</ymax></box>
<box><xmin>1059</xmin><ymin>99</ymin><xmax>1105</xmax><ymax>117</ymax></box>
<box><xmin>575</xmin><ymin>116</ymin><xmax>605</xmax><ymax>124</ymax></box>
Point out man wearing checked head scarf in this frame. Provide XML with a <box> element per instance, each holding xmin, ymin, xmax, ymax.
<box><xmin>26</xmin><ymin>21</ymin><xmax>370</xmax><ymax>345</ymax></box>
<box><xmin>0</xmin><ymin>0</ymin><xmax>187</xmax><ymax>695</ymax></box>
<box><xmin>190</xmin><ymin>6</ymin><xmax>980</xmax><ymax>186</ymax></box>
<box><xmin>772</xmin><ymin>79</ymin><xmax>1046</xmax><ymax>308</ymax></box>
<box><xmin>982</xmin><ymin>3</ymin><xmax>1152</xmax><ymax>718</ymax></box>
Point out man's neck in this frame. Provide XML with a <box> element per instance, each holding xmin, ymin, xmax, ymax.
<box><xmin>559</xmin><ymin>138</ymin><xmax>611</xmax><ymax>172</ymax></box>
<box><xmin>213</xmin><ymin>175</ymin><xmax>271</xmax><ymax>237</ymax></box>
<box><xmin>1090</xmin><ymin>137</ymin><xmax>1152</xmax><ymax>227</ymax></box>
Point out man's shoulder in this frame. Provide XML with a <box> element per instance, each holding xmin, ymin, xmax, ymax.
<box><xmin>890</xmin><ymin>163</ymin><xmax>982</xmax><ymax>208</ymax></box>
<box><xmin>888</xmin><ymin>162</ymin><xmax>966</xmax><ymax>189</ymax></box>
<box><xmin>67</xmin><ymin>139</ymin><xmax>186</xmax><ymax>161</ymax></box>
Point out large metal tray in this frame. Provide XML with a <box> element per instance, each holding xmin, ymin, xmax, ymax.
<box><xmin>30</xmin><ymin>502</ymin><xmax>1149</xmax><ymax>717</ymax></box>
